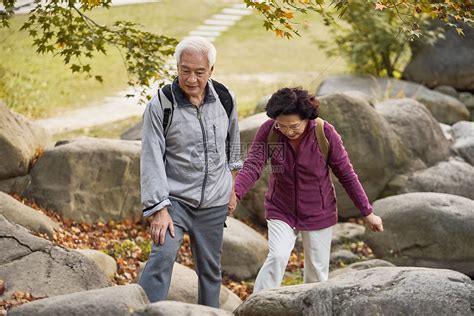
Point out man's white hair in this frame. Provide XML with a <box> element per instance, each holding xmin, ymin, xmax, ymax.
<box><xmin>174</xmin><ymin>36</ymin><xmax>217</xmax><ymax>67</ymax></box>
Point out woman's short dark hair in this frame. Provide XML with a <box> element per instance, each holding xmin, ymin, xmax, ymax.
<box><xmin>265</xmin><ymin>87</ymin><xmax>320</xmax><ymax>120</ymax></box>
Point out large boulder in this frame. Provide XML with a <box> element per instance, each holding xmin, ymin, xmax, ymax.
<box><xmin>318</xmin><ymin>93</ymin><xmax>412</xmax><ymax>218</ymax></box>
<box><xmin>403</xmin><ymin>21</ymin><xmax>474</xmax><ymax>91</ymax></box>
<box><xmin>234</xmin><ymin>267</ymin><xmax>473</xmax><ymax>315</ymax></box>
<box><xmin>24</xmin><ymin>137</ymin><xmax>141</xmax><ymax>223</ymax></box>
<box><xmin>74</xmin><ymin>249</ymin><xmax>117</xmax><ymax>279</ymax></box>
<box><xmin>8</xmin><ymin>284</ymin><xmax>148</xmax><ymax>316</ymax></box>
<box><xmin>0</xmin><ymin>175</ymin><xmax>30</xmax><ymax>196</ymax></box>
<box><xmin>121</xmin><ymin>121</ymin><xmax>143</xmax><ymax>141</ymax></box>
<box><xmin>329</xmin><ymin>259</ymin><xmax>395</xmax><ymax>278</ymax></box>
<box><xmin>0</xmin><ymin>192</ymin><xmax>59</xmax><ymax>237</ymax></box>
<box><xmin>137</xmin><ymin>262</ymin><xmax>242</xmax><ymax>312</ymax></box>
<box><xmin>452</xmin><ymin>121</ymin><xmax>474</xmax><ymax>165</ymax></box>
<box><xmin>364</xmin><ymin>193</ymin><xmax>474</xmax><ymax>277</ymax></box>
<box><xmin>317</xmin><ymin>75</ymin><xmax>469</xmax><ymax>124</ymax></box>
<box><xmin>255</xmin><ymin>95</ymin><xmax>271</xmax><ymax>114</ymax></box>
<box><xmin>383</xmin><ymin>159</ymin><xmax>474</xmax><ymax>200</ymax></box>
<box><xmin>375</xmin><ymin>99</ymin><xmax>450</xmax><ymax>168</ymax></box>
<box><xmin>0</xmin><ymin>215</ymin><xmax>111</xmax><ymax>300</ymax></box>
<box><xmin>222</xmin><ymin>217</ymin><xmax>268</xmax><ymax>280</ymax></box>
<box><xmin>0</xmin><ymin>102</ymin><xmax>51</xmax><ymax>180</ymax></box>
<box><xmin>331</xmin><ymin>222</ymin><xmax>365</xmax><ymax>245</ymax></box>
<box><xmin>133</xmin><ymin>301</ymin><xmax>233</xmax><ymax>316</ymax></box>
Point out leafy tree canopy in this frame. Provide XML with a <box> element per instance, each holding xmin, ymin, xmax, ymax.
<box><xmin>1</xmin><ymin>0</ymin><xmax>472</xmax><ymax>96</ymax></box>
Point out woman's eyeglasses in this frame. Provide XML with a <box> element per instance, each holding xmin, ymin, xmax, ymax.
<box><xmin>274</xmin><ymin>121</ymin><xmax>305</xmax><ymax>132</ymax></box>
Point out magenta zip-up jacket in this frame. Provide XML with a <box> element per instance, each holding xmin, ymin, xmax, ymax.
<box><xmin>234</xmin><ymin>119</ymin><xmax>373</xmax><ymax>231</ymax></box>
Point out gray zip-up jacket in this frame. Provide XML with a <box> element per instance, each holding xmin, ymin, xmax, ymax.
<box><xmin>141</xmin><ymin>79</ymin><xmax>242</xmax><ymax>217</ymax></box>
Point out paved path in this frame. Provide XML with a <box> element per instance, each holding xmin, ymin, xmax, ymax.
<box><xmin>33</xmin><ymin>2</ymin><xmax>253</xmax><ymax>134</ymax></box>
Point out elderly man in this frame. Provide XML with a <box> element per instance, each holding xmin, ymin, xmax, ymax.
<box><xmin>139</xmin><ymin>36</ymin><xmax>241</xmax><ymax>307</ymax></box>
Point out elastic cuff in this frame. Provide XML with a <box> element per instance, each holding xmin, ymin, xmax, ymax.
<box><xmin>360</xmin><ymin>207</ymin><xmax>373</xmax><ymax>217</ymax></box>
<box><xmin>143</xmin><ymin>199</ymin><xmax>172</xmax><ymax>218</ymax></box>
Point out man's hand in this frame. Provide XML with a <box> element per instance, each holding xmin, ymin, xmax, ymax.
<box><xmin>149</xmin><ymin>207</ymin><xmax>175</xmax><ymax>245</ymax></box>
<box><xmin>228</xmin><ymin>190</ymin><xmax>237</xmax><ymax>216</ymax></box>
<box><xmin>363</xmin><ymin>213</ymin><xmax>384</xmax><ymax>232</ymax></box>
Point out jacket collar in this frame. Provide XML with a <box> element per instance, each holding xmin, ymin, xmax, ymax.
<box><xmin>171</xmin><ymin>78</ymin><xmax>216</xmax><ymax>107</ymax></box>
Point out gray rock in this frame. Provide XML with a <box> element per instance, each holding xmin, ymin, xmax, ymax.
<box><xmin>403</xmin><ymin>21</ymin><xmax>474</xmax><ymax>91</ymax></box>
<box><xmin>0</xmin><ymin>102</ymin><xmax>51</xmax><ymax>180</ymax></box>
<box><xmin>138</xmin><ymin>262</ymin><xmax>242</xmax><ymax>312</ymax></box>
<box><xmin>383</xmin><ymin>159</ymin><xmax>474</xmax><ymax>200</ymax></box>
<box><xmin>255</xmin><ymin>95</ymin><xmax>271</xmax><ymax>114</ymax></box>
<box><xmin>234</xmin><ymin>267</ymin><xmax>473</xmax><ymax>316</ymax></box>
<box><xmin>0</xmin><ymin>175</ymin><xmax>30</xmax><ymax>195</ymax></box>
<box><xmin>439</xmin><ymin>123</ymin><xmax>454</xmax><ymax>143</ymax></box>
<box><xmin>331</xmin><ymin>222</ymin><xmax>365</xmax><ymax>245</ymax></box>
<box><xmin>9</xmin><ymin>284</ymin><xmax>148</xmax><ymax>316</ymax></box>
<box><xmin>459</xmin><ymin>92</ymin><xmax>474</xmax><ymax>109</ymax></box>
<box><xmin>330</xmin><ymin>249</ymin><xmax>359</xmax><ymax>264</ymax></box>
<box><xmin>133</xmin><ymin>301</ymin><xmax>233</xmax><ymax>316</ymax></box>
<box><xmin>0</xmin><ymin>215</ymin><xmax>111</xmax><ymax>300</ymax></box>
<box><xmin>433</xmin><ymin>85</ymin><xmax>458</xmax><ymax>98</ymax></box>
<box><xmin>452</xmin><ymin>121</ymin><xmax>474</xmax><ymax>165</ymax></box>
<box><xmin>375</xmin><ymin>99</ymin><xmax>450</xmax><ymax>168</ymax></box>
<box><xmin>0</xmin><ymin>191</ymin><xmax>59</xmax><ymax>237</ymax></box>
<box><xmin>74</xmin><ymin>249</ymin><xmax>117</xmax><ymax>279</ymax></box>
<box><xmin>364</xmin><ymin>193</ymin><xmax>474</xmax><ymax>277</ymax></box>
<box><xmin>222</xmin><ymin>217</ymin><xmax>268</xmax><ymax>280</ymax></box>
<box><xmin>317</xmin><ymin>75</ymin><xmax>469</xmax><ymax>124</ymax></box>
<box><xmin>25</xmin><ymin>137</ymin><xmax>141</xmax><ymax>223</ymax></box>
<box><xmin>121</xmin><ymin>121</ymin><xmax>143</xmax><ymax>141</ymax></box>
<box><xmin>330</xmin><ymin>259</ymin><xmax>395</xmax><ymax>278</ymax></box>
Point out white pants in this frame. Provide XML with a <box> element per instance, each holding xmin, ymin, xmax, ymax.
<box><xmin>254</xmin><ymin>219</ymin><xmax>332</xmax><ymax>293</ymax></box>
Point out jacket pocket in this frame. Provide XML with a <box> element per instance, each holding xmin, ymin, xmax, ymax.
<box><xmin>212</xmin><ymin>124</ymin><xmax>218</xmax><ymax>153</ymax></box>
<box><xmin>318</xmin><ymin>184</ymin><xmax>325</xmax><ymax>209</ymax></box>
<box><xmin>270</xmin><ymin>177</ymin><xmax>277</xmax><ymax>202</ymax></box>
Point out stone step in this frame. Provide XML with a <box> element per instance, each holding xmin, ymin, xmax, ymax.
<box><xmin>189</xmin><ymin>30</ymin><xmax>221</xmax><ymax>37</ymax></box>
<box><xmin>203</xmin><ymin>19</ymin><xmax>236</xmax><ymax>26</ymax></box>
<box><xmin>222</xmin><ymin>8</ymin><xmax>253</xmax><ymax>16</ymax></box>
<box><xmin>197</xmin><ymin>25</ymin><xmax>229</xmax><ymax>32</ymax></box>
<box><xmin>232</xmin><ymin>3</ymin><xmax>249</xmax><ymax>10</ymax></box>
<box><xmin>211</xmin><ymin>14</ymin><xmax>243</xmax><ymax>21</ymax></box>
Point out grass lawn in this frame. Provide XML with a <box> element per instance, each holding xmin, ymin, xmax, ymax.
<box><xmin>213</xmin><ymin>10</ymin><xmax>347</xmax><ymax>118</ymax></box>
<box><xmin>1</xmin><ymin>1</ymin><xmax>348</xmax><ymax>139</ymax></box>
<box><xmin>0</xmin><ymin>0</ymin><xmax>231</xmax><ymax>118</ymax></box>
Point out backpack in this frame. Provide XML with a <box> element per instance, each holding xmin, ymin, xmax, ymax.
<box><xmin>267</xmin><ymin>117</ymin><xmax>330</xmax><ymax>161</ymax></box>
<box><xmin>157</xmin><ymin>79</ymin><xmax>234</xmax><ymax>163</ymax></box>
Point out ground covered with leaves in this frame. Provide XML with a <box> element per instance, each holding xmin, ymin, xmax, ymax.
<box><xmin>1</xmin><ymin>194</ymin><xmax>373</xmax><ymax>314</ymax></box>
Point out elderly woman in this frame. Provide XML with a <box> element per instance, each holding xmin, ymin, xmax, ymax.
<box><xmin>233</xmin><ymin>87</ymin><xmax>383</xmax><ymax>292</ymax></box>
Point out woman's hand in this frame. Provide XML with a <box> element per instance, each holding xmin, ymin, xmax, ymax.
<box><xmin>363</xmin><ymin>213</ymin><xmax>384</xmax><ymax>232</ymax></box>
<box><xmin>228</xmin><ymin>190</ymin><xmax>237</xmax><ymax>216</ymax></box>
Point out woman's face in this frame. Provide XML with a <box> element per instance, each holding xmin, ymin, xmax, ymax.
<box><xmin>275</xmin><ymin>114</ymin><xmax>308</xmax><ymax>140</ymax></box>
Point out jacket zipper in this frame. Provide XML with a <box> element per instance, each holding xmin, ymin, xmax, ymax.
<box><xmin>196</xmin><ymin>106</ymin><xmax>208</xmax><ymax>208</ymax></box>
<box><xmin>287</xmin><ymin>139</ymin><xmax>299</xmax><ymax>229</ymax></box>
<box><xmin>213</xmin><ymin>124</ymin><xmax>218</xmax><ymax>153</ymax></box>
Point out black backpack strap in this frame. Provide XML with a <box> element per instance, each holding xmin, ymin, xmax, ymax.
<box><xmin>211</xmin><ymin>79</ymin><xmax>233</xmax><ymax>119</ymax></box>
<box><xmin>159</xmin><ymin>84</ymin><xmax>174</xmax><ymax>136</ymax></box>
<box><xmin>211</xmin><ymin>79</ymin><xmax>234</xmax><ymax>164</ymax></box>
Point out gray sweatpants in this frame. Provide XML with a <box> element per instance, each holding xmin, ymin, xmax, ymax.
<box><xmin>138</xmin><ymin>198</ymin><xmax>228</xmax><ymax>307</ymax></box>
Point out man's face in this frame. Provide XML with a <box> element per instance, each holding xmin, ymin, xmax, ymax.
<box><xmin>177</xmin><ymin>50</ymin><xmax>213</xmax><ymax>99</ymax></box>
